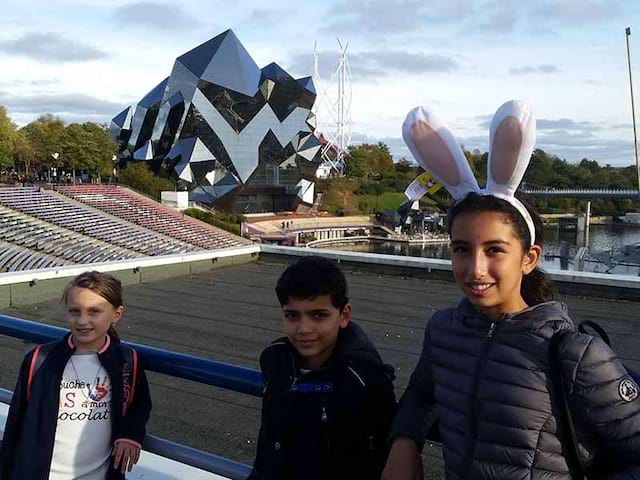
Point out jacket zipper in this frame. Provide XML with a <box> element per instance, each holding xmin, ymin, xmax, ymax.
<box><xmin>461</xmin><ymin>319</ymin><xmax>501</xmax><ymax>477</ymax></box>
<box><xmin>321</xmin><ymin>400</ymin><xmax>333</xmax><ymax>469</ymax></box>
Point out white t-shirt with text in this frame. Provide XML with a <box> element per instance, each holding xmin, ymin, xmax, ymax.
<box><xmin>49</xmin><ymin>353</ymin><xmax>112</xmax><ymax>480</ymax></box>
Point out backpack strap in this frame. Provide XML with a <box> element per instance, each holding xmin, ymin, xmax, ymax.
<box><xmin>549</xmin><ymin>330</ymin><xmax>585</xmax><ymax>480</ymax></box>
<box><xmin>578</xmin><ymin>320</ymin><xmax>611</xmax><ymax>347</ymax></box>
<box><xmin>119</xmin><ymin>344</ymin><xmax>138</xmax><ymax>415</ymax></box>
<box><xmin>26</xmin><ymin>342</ymin><xmax>57</xmax><ymax>401</ymax></box>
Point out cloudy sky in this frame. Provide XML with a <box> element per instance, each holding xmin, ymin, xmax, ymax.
<box><xmin>1</xmin><ymin>0</ymin><xmax>640</xmax><ymax>166</ymax></box>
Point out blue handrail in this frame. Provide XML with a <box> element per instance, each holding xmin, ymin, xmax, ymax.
<box><xmin>0</xmin><ymin>314</ymin><xmax>260</xmax><ymax>479</ymax></box>
<box><xmin>0</xmin><ymin>314</ymin><xmax>263</xmax><ymax>396</ymax></box>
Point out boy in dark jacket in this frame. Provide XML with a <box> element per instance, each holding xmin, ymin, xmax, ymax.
<box><xmin>249</xmin><ymin>256</ymin><xmax>396</xmax><ymax>480</ymax></box>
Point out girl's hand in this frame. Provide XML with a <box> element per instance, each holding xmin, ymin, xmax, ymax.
<box><xmin>112</xmin><ymin>441</ymin><xmax>141</xmax><ymax>474</ymax></box>
<box><xmin>381</xmin><ymin>437</ymin><xmax>423</xmax><ymax>480</ymax></box>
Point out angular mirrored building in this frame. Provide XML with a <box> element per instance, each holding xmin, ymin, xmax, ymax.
<box><xmin>111</xmin><ymin>29</ymin><xmax>322</xmax><ymax>212</ymax></box>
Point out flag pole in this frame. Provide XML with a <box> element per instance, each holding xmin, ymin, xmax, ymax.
<box><xmin>625</xmin><ymin>27</ymin><xmax>640</xmax><ymax>193</ymax></box>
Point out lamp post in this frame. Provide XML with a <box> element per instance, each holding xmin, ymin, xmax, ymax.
<box><xmin>625</xmin><ymin>27</ymin><xmax>640</xmax><ymax>193</ymax></box>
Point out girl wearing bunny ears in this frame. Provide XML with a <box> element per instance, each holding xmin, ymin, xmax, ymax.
<box><xmin>382</xmin><ymin>101</ymin><xmax>640</xmax><ymax>479</ymax></box>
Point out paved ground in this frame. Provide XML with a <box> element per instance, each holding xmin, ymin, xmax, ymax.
<box><xmin>1</xmin><ymin>260</ymin><xmax>639</xmax><ymax>479</ymax></box>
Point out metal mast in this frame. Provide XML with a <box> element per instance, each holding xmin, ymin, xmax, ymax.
<box><xmin>313</xmin><ymin>39</ymin><xmax>352</xmax><ymax>176</ymax></box>
<box><xmin>626</xmin><ymin>27</ymin><xmax>640</xmax><ymax>193</ymax></box>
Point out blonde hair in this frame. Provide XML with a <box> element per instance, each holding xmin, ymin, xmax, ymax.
<box><xmin>62</xmin><ymin>271</ymin><xmax>123</xmax><ymax>341</ymax></box>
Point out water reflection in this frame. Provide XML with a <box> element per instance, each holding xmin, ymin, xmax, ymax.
<box><xmin>319</xmin><ymin>225</ymin><xmax>640</xmax><ymax>275</ymax></box>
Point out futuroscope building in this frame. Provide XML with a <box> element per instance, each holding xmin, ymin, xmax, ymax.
<box><xmin>110</xmin><ymin>29</ymin><xmax>322</xmax><ymax>212</ymax></box>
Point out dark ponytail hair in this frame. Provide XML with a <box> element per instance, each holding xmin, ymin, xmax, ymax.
<box><xmin>447</xmin><ymin>193</ymin><xmax>554</xmax><ymax>306</ymax></box>
<box><xmin>62</xmin><ymin>271</ymin><xmax>123</xmax><ymax>341</ymax></box>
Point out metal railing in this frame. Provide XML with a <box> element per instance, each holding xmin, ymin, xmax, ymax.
<box><xmin>0</xmin><ymin>313</ymin><xmax>260</xmax><ymax>480</ymax></box>
<box><xmin>520</xmin><ymin>187</ymin><xmax>640</xmax><ymax>198</ymax></box>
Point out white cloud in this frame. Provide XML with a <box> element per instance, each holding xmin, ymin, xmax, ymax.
<box><xmin>324</xmin><ymin>0</ymin><xmax>475</xmax><ymax>35</ymax></box>
<box><xmin>509</xmin><ymin>65</ymin><xmax>559</xmax><ymax>75</ymax></box>
<box><xmin>532</xmin><ymin>0</ymin><xmax>621</xmax><ymax>25</ymax></box>
<box><xmin>286</xmin><ymin>50</ymin><xmax>458</xmax><ymax>81</ymax></box>
<box><xmin>0</xmin><ymin>91</ymin><xmax>126</xmax><ymax>118</ymax></box>
<box><xmin>0</xmin><ymin>32</ymin><xmax>109</xmax><ymax>63</ymax></box>
<box><xmin>113</xmin><ymin>2</ymin><xmax>200</xmax><ymax>30</ymax></box>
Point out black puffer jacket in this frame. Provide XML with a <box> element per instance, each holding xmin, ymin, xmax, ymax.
<box><xmin>391</xmin><ymin>299</ymin><xmax>640</xmax><ymax>480</ymax></box>
<box><xmin>249</xmin><ymin>321</ymin><xmax>396</xmax><ymax>480</ymax></box>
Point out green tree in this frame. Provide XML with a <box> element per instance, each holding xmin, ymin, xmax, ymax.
<box><xmin>0</xmin><ymin>106</ymin><xmax>16</xmax><ymax>169</ymax></box>
<box><xmin>80</xmin><ymin>122</ymin><xmax>118</xmax><ymax>180</ymax></box>
<box><xmin>524</xmin><ymin>149</ymin><xmax>554</xmax><ymax>187</ymax></box>
<box><xmin>345</xmin><ymin>143</ymin><xmax>394</xmax><ymax>179</ymax></box>
<box><xmin>394</xmin><ymin>158</ymin><xmax>416</xmax><ymax>174</ymax></box>
<box><xmin>61</xmin><ymin>123</ymin><xmax>92</xmax><ymax>180</ymax></box>
<box><xmin>60</xmin><ymin>122</ymin><xmax>118</xmax><ymax>182</ymax></box>
<box><xmin>119</xmin><ymin>162</ymin><xmax>174</xmax><ymax>199</ymax></box>
<box><xmin>22</xmin><ymin>115</ymin><xmax>66</xmax><ymax>177</ymax></box>
<box><xmin>344</xmin><ymin>149</ymin><xmax>369</xmax><ymax>177</ymax></box>
<box><xmin>12</xmin><ymin>130</ymin><xmax>35</xmax><ymax>175</ymax></box>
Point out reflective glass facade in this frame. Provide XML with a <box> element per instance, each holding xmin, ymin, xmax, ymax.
<box><xmin>110</xmin><ymin>29</ymin><xmax>322</xmax><ymax>212</ymax></box>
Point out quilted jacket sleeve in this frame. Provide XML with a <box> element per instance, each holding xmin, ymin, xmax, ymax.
<box><xmin>388</xmin><ymin>316</ymin><xmax>438</xmax><ymax>451</ymax></box>
<box><xmin>568</xmin><ymin>335</ymin><xmax>640</xmax><ymax>478</ymax></box>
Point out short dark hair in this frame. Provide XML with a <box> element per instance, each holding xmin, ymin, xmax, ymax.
<box><xmin>447</xmin><ymin>193</ymin><xmax>554</xmax><ymax>306</ymax></box>
<box><xmin>275</xmin><ymin>256</ymin><xmax>349</xmax><ymax>310</ymax></box>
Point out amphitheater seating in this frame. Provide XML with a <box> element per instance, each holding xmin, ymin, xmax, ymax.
<box><xmin>0</xmin><ymin>188</ymin><xmax>201</xmax><ymax>258</ymax></box>
<box><xmin>0</xmin><ymin>205</ymin><xmax>140</xmax><ymax>269</ymax></box>
<box><xmin>0</xmin><ymin>240</ymin><xmax>69</xmax><ymax>272</ymax></box>
<box><xmin>56</xmin><ymin>185</ymin><xmax>250</xmax><ymax>250</ymax></box>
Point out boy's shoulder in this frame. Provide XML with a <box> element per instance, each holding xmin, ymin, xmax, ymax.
<box><xmin>260</xmin><ymin>337</ymin><xmax>290</xmax><ymax>357</ymax></box>
<box><xmin>336</xmin><ymin>322</ymin><xmax>395</xmax><ymax>386</ymax></box>
<box><xmin>259</xmin><ymin>337</ymin><xmax>293</xmax><ymax>377</ymax></box>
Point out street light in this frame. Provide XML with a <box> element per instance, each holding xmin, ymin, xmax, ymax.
<box><xmin>625</xmin><ymin>27</ymin><xmax>640</xmax><ymax>193</ymax></box>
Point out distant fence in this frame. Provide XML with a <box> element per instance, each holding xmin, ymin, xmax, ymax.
<box><xmin>0</xmin><ymin>314</ymin><xmax>260</xmax><ymax>479</ymax></box>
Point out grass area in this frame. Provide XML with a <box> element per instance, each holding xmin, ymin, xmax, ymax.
<box><xmin>357</xmin><ymin>192</ymin><xmax>406</xmax><ymax>213</ymax></box>
<box><xmin>318</xmin><ymin>178</ymin><xmax>417</xmax><ymax>215</ymax></box>
<box><xmin>317</xmin><ymin>176</ymin><xmax>445</xmax><ymax>216</ymax></box>
<box><xmin>184</xmin><ymin>208</ymin><xmax>243</xmax><ymax>236</ymax></box>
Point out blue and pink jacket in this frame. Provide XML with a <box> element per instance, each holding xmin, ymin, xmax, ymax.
<box><xmin>0</xmin><ymin>333</ymin><xmax>151</xmax><ymax>480</ymax></box>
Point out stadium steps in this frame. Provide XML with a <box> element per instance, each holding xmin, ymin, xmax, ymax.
<box><xmin>0</xmin><ymin>188</ymin><xmax>202</xmax><ymax>257</ymax></box>
<box><xmin>56</xmin><ymin>185</ymin><xmax>251</xmax><ymax>250</ymax></box>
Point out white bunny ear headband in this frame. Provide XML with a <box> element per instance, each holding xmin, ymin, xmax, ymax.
<box><xmin>402</xmin><ymin>100</ymin><xmax>537</xmax><ymax>245</ymax></box>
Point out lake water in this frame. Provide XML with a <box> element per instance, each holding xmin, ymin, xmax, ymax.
<box><xmin>319</xmin><ymin>224</ymin><xmax>640</xmax><ymax>275</ymax></box>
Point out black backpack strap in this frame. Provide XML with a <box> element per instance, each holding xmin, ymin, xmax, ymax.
<box><xmin>118</xmin><ymin>344</ymin><xmax>138</xmax><ymax>415</ymax></box>
<box><xmin>26</xmin><ymin>342</ymin><xmax>57</xmax><ymax>401</ymax></box>
<box><xmin>577</xmin><ymin>321</ymin><xmax>611</xmax><ymax>347</ymax></box>
<box><xmin>549</xmin><ymin>330</ymin><xmax>585</xmax><ymax>480</ymax></box>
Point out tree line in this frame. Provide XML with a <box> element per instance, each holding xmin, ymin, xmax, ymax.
<box><xmin>340</xmin><ymin>143</ymin><xmax>640</xmax><ymax>216</ymax></box>
<box><xmin>1</xmin><ymin>103</ymin><xmax>638</xmax><ymax>215</ymax></box>
<box><xmin>0</xmin><ymin>106</ymin><xmax>118</xmax><ymax>182</ymax></box>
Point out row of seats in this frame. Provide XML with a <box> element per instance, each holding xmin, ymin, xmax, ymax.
<box><xmin>56</xmin><ymin>185</ymin><xmax>250</xmax><ymax>250</ymax></box>
<box><xmin>0</xmin><ymin>240</ymin><xmax>69</xmax><ymax>272</ymax></box>
<box><xmin>0</xmin><ymin>188</ymin><xmax>202</xmax><ymax>257</ymax></box>
<box><xmin>0</xmin><ymin>206</ymin><xmax>141</xmax><ymax>268</ymax></box>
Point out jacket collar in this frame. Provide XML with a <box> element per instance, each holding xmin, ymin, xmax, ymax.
<box><xmin>456</xmin><ymin>297</ymin><xmax>574</xmax><ymax>333</ymax></box>
<box><xmin>269</xmin><ymin>321</ymin><xmax>392</xmax><ymax>375</ymax></box>
<box><xmin>66</xmin><ymin>334</ymin><xmax>112</xmax><ymax>354</ymax></box>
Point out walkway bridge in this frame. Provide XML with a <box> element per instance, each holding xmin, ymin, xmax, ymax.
<box><xmin>520</xmin><ymin>188</ymin><xmax>640</xmax><ymax>199</ymax></box>
<box><xmin>1</xmin><ymin>245</ymin><xmax>639</xmax><ymax>480</ymax></box>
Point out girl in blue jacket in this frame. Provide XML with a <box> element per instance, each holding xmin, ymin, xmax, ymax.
<box><xmin>382</xmin><ymin>101</ymin><xmax>640</xmax><ymax>479</ymax></box>
<box><xmin>0</xmin><ymin>271</ymin><xmax>151</xmax><ymax>480</ymax></box>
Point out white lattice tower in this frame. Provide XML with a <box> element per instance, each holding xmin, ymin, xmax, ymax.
<box><xmin>313</xmin><ymin>39</ymin><xmax>352</xmax><ymax>176</ymax></box>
